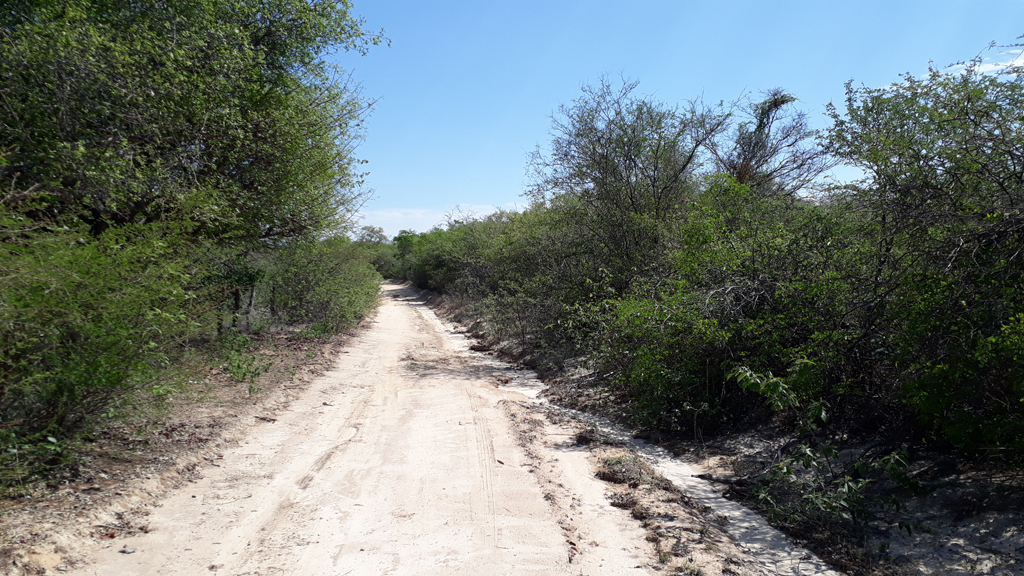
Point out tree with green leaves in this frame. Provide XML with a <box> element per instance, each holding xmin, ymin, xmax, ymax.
<box><xmin>709</xmin><ymin>89</ymin><xmax>835</xmax><ymax>198</ymax></box>
<box><xmin>1</xmin><ymin>0</ymin><xmax>385</xmax><ymax>242</ymax></box>
<box><xmin>0</xmin><ymin>0</ymin><xmax>386</xmax><ymax>483</ymax></box>
<box><xmin>527</xmin><ymin>78</ymin><xmax>729</xmax><ymax>285</ymax></box>
<box><xmin>827</xmin><ymin>59</ymin><xmax>1024</xmax><ymax>452</ymax></box>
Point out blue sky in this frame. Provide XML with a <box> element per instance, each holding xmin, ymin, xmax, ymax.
<box><xmin>332</xmin><ymin>1</ymin><xmax>1024</xmax><ymax>238</ymax></box>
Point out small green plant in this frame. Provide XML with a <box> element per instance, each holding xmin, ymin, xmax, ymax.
<box><xmin>0</xmin><ymin>430</ymin><xmax>67</xmax><ymax>492</ymax></box>
<box><xmin>225</xmin><ymin>352</ymin><xmax>273</xmax><ymax>383</ymax></box>
<box><xmin>220</xmin><ymin>332</ymin><xmax>254</xmax><ymax>354</ymax></box>
<box><xmin>731</xmin><ymin>362</ymin><xmax>924</xmax><ymax>530</ymax></box>
<box><xmin>730</xmin><ymin>361</ymin><xmax>869</xmax><ymax>525</ymax></box>
<box><xmin>675</xmin><ymin>565</ymin><xmax>703</xmax><ymax>576</ymax></box>
<box><xmin>298</xmin><ymin>322</ymin><xmax>334</xmax><ymax>340</ymax></box>
<box><xmin>248</xmin><ymin>318</ymin><xmax>271</xmax><ymax>335</ymax></box>
<box><xmin>247</xmin><ymin>384</ymin><xmax>262</xmax><ymax>396</ymax></box>
<box><xmin>150</xmin><ymin>383</ymin><xmax>176</xmax><ymax>400</ymax></box>
<box><xmin>730</xmin><ymin>360</ymin><xmax>827</xmax><ymax>433</ymax></box>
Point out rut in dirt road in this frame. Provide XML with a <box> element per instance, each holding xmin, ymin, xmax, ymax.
<box><xmin>78</xmin><ymin>283</ymin><xmax>656</xmax><ymax>575</ymax></box>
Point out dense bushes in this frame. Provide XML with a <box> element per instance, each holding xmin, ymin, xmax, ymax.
<box><xmin>0</xmin><ymin>0</ymin><xmax>384</xmax><ymax>484</ymax></box>
<box><xmin>381</xmin><ymin>62</ymin><xmax>1024</xmax><ymax>462</ymax></box>
<box><xmin>0</xmin><ymin>218</ymin><xmax>201</xmax><ymax>444</ymax></box>
<box><xmin>257</xmin><ymin>237</ymin><xmax>382</xmax><ymax>333</ymax></box>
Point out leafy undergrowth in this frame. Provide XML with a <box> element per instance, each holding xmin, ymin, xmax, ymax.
<box><xmin>0</xmin><ymin>322</ymin><xmax>369</xmax><ymax>574</ymax></box>
<box><xmin>412</xmin><ymin>285</ymin><xmax>1024</xmax><ymax>575</ymax></box>
<box><xmin>574</xmin><ymin>372</ymin><xmax>1024</xmax><ymax>575</ymax></box>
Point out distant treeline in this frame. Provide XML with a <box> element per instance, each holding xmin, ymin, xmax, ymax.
<box><xmin>370</xmin><ymin>67</ymin><xmax>1024</xmax><ymax>467</ymax></box>
<box><xmin>0</xmin><ymin>0</ymin><xmax>384</xmax><ymax>483</ymax></box>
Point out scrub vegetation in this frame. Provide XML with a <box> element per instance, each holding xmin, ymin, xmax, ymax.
<box><xmin>370</xmin><ymin>57</ymin><xmax>1024</xmax><ymax>534</ymax></box>
<box><xmin>0</xmin><ymin>0</ymin><xmax>384</xmax><ymax>487</ymax></box>
<box><xmin>5</xmin><ymin>3</ymin><xmax>1024</xmax><ymax>567</ymax></box>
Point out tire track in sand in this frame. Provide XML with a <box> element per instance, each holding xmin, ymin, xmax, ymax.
<box><xmin>77</xmin><ymin>283</ymin><xmax>655</xmax><ymax>576</ymax></box>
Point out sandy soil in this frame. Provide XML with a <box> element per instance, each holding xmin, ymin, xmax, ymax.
<box><xmin>5</xmin><ymin>282</ymin><xmax>854</xmax><ymax>576</ymax></box>
<box><xmin>63</xmin><ymin>283</ymin><xmax>660</xmax><ymax>575</ymax></box>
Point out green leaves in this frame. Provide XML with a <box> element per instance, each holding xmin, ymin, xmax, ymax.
<box><xmin>528</xmin><ymin>78</ymin><xmax>728</xmax><ymax>284</ymax></box>
<box><xmin>828</xmin><ymin>59</ymin><xmax>1024</xmax><ymax>454</ymax></box>
<box><xmin>0</xmin><ymin>211</ymin><xmax>203</xmax><ymax>449</ymax></box>
<box><xmin>256</xmin><ymin>236</ymin><xmax>381</xmax><ymax>332</ymax></box>
<box><xmin>728</xmin><ymin>361</ymin><xmax>830</xmax><ymax>438</ymax></box>
<box><xmin>0</xmin><ymin>0</ymin><xmax>385</xmax><ymax>484</ymax></box>
<box><xmin>2</xmin><ymin>0</ymin><xmax>375</xmax><ymax>244</ymax></box>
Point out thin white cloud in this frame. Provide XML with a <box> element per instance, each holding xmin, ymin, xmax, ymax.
<box><xmin>880</xmin><ymin>51</ymin><xmax>1024</xmax><ymax>91</ymax></box>
<box><xmin>940</xmin><ymin>50</ymin><xmax>1024</xmax><ymax>76</ymax></box>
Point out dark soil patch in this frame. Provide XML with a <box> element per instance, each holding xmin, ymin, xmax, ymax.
<box><xmin>597</xmin><ymin>453</ymin><xmax>678</xmax><ymax>493</ymax></box>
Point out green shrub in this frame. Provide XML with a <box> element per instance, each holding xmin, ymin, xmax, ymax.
<box><xmin>0</xmin><ymin>217</ymin><xmax>205</xmax><ymax>482</ymax></box>
<box><xmin>258</xmin><ymin>237</ymin><xmax>381</xmax><ymax>333</ymax></box>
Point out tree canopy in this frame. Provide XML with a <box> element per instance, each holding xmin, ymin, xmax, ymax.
<box><xmin>1</xmin><ymin>0</ymin><xmax>385</xmax><ymax>242</ymax></box>
<box><xmin>0</xmin><ymin>0</ymin><xmax>385</xmax><ymax>481</ymax></box>
<box><xmin>378</xmin><ymin>62</ymin><xmax>1024</xmax><ymax>479</ymax></box>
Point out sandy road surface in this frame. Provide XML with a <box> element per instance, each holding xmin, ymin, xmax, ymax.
<box><xmin>76</xmin><ymin>283</ymin><xmax>655</xmax><ymax>575</ymax></box>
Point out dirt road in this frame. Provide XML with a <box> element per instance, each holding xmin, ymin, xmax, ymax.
<box><xmin>77</xmin><ymin>283</ymin><xmax>658</xmax><ymax>575</ymax></box>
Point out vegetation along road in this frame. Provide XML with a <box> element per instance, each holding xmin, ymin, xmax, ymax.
<box><xmin>64</xmin><ymin>283</ymin><xmax>831</xmax><ymax>575</ymax></box>
<box><xmin>4</xmin><ymin>1</ymin><xmax>1023</xmax><ymax>574</ymax></box>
